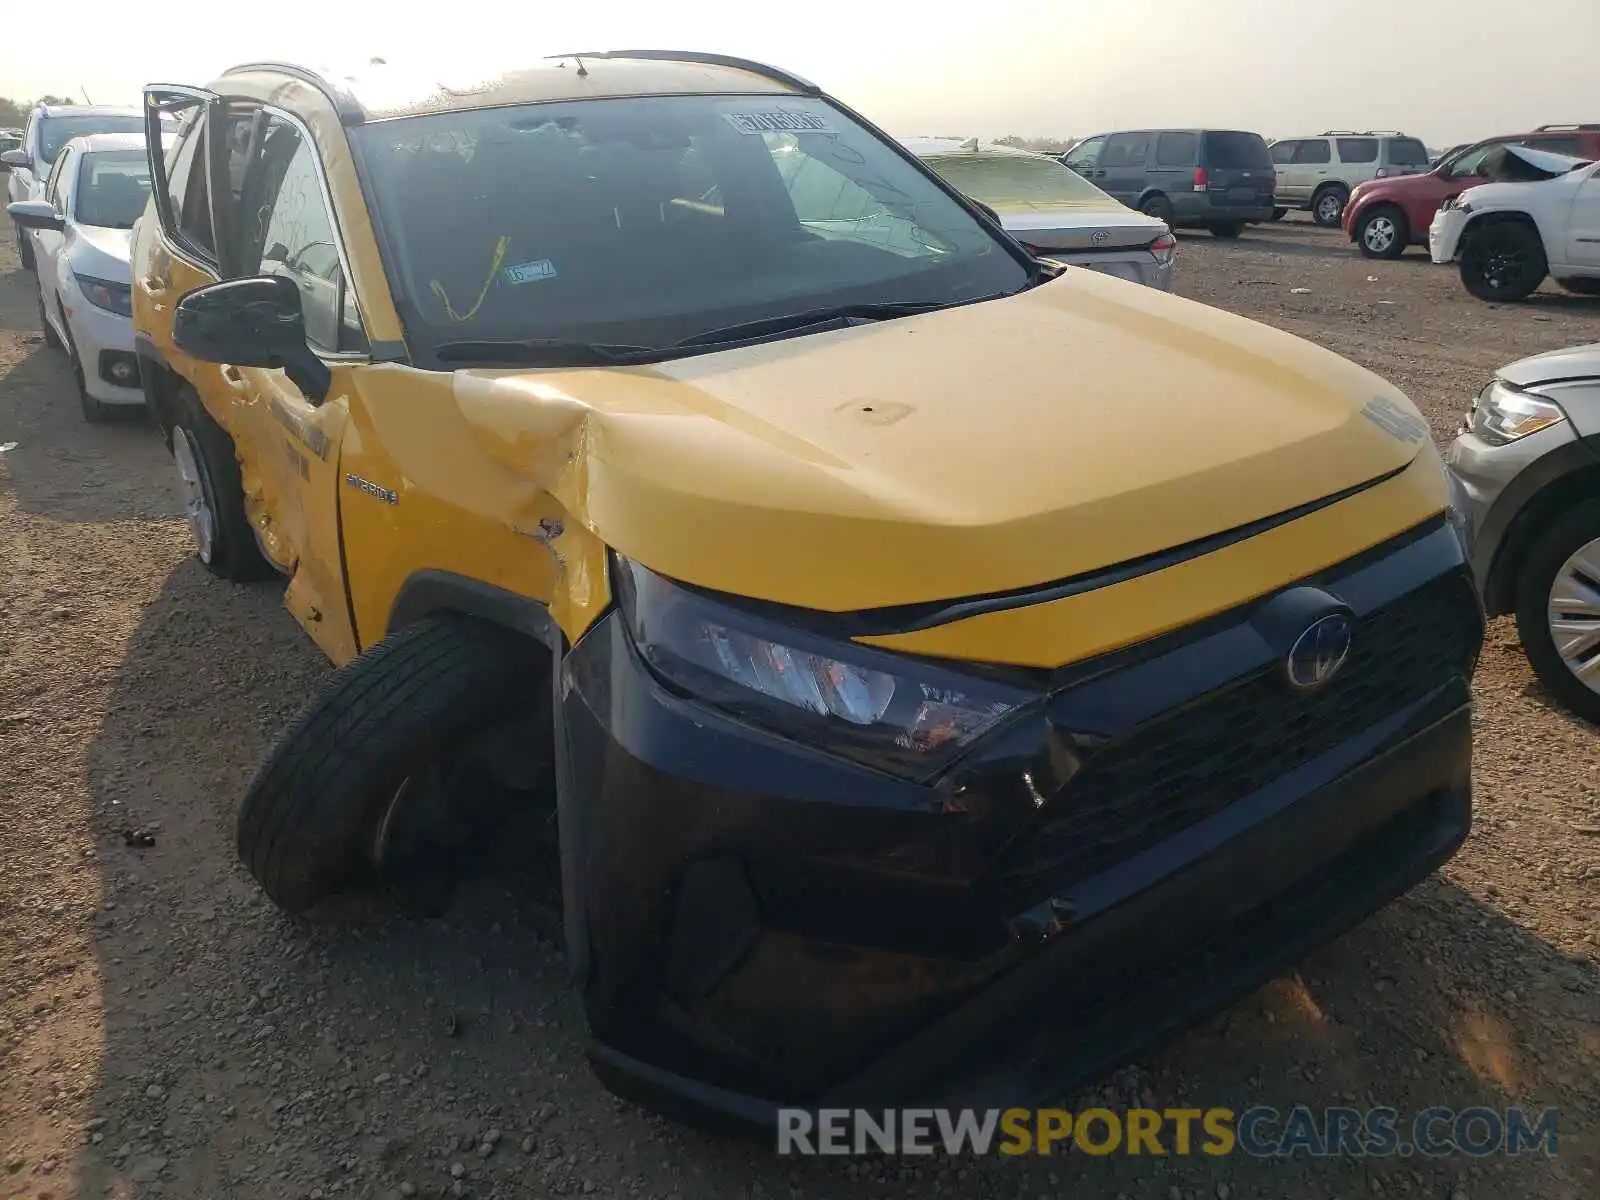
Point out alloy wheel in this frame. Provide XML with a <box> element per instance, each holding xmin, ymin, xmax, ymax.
<box><xmin>1316</xmin><ymin>192</ymin><xmax>1343</xmax><ymax>224</ymax></box>
<box><xmin>1362</xmin><ymin>217</ymin><xmax>1396</xmax><ymax>254</ymax></box>
<box><xmin>1548</xmin><ymin>536</ymin><xmax>1600</xmax><ymax>694</ymax></box>
<box><xmin>171</xmin><ymin>426</ymin><xmax>217</xmax><ymax>564</ymax></box>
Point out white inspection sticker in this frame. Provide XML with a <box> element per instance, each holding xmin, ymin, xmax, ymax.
<box><xmin>721</xmin><ymin>109</ymin><xmax>835</xmax><ymax>136</ymax></box>
<box><xmin>504</xmin><ymin>258</ymin><xmax>558</xmax><ymax>285</ymax></box>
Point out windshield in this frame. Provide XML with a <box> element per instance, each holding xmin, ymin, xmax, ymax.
<box><xmin>351</xmin><ymin>94</ymin><xmax>1030</xmax><ymax>360</ymax></box>
<box><xmin>74</xmin><ymin>150</ymin><xmax>151</xmax><ymax>229</ymax></box>
<box><xmin>38</xmin><ymin>114</ymin><xmax>144</xmax><ymax>166</ymax></box>
<box><xmin>918</xmin><ymin>152</ymin><xmax>1123</xmax><ymax>213</ymax></box>
<box><xmin>1205</xmin><ymin>131</ymin><xmax>1272</xmax><ymax>169</ymax></box>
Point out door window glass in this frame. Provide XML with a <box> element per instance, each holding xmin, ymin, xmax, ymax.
<box><xmin>1336</xmin><ymin>138</ymin><xmax>1378</xmax><ymax>164</ymax></box>
<box><xmin>45</xmin><ymin>148</ymin><xmax>71</xmax><ymax>209</ymax></box>
<box><xmin>1521</xmin><ymin>136</ymin><xmax>1585</xmax><ymax>157</ymax></box>
<box><xmin>1446</xmin><ymin>143</ymin><xmax>1502</xmax><ymax>178</ymax></box>
<box><xmin>150</xmin><ymin>97</ymin><xmax>216</xmax><ymax>259</ymax></box>
<box><xmin>1100</xmin><ymin>132</ymin><xmax>1151</xmax><ymax>168</ymax></box>
<box><xmin>1155</xmin><ymin>131</ymin><xmax>1197</xmax><ymax>167</ymax></box>
<box><xmin>1291</xmin><ymin>139</ymin><xmax>1332</xmax><ymax>165</ymax></box>
<box><xmin>1062</xmin><ymin>136</ymin><xmax>1105</xmax><ymax>170</ymax></box>
<box><xmin>238</xmin><ymin>116</ymin><xmax>363</xmax><ymax>353</ymax></box>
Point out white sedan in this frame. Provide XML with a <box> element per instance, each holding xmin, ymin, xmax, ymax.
<box><xmin>903</xmin><ymin>138</ymin><xmax>1176</xmax><ymax>291</ymax></box>
<box><xmin>7</xmin><ymin>132</ymin><xmax>156</xmax><ymax>421</ymax></box>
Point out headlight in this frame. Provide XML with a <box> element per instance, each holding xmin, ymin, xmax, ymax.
<box><xmin>615</xmin><ymin>557</ymin><xmax>1030</xmax><ymax>781</ymax></box>
<box><xmin>1469</xmin><ymin>380</ymin><xmax>1566</xmax><ymax>445</ymax></box>
<box><xmin>74</xmin><ymin>272</ymin><xmax>132</xmax><ymax>317</ymax></box>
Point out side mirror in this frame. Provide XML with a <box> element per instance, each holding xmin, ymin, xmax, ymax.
<box><xmin>7</xmin><ymin>199</ymin><xmax>63</xmax><ymax>232</ymax></box>
<box><xmin>265</xmin><ymin>242</ymin><xmax>289</xmax><ymax>264</ymax></box>
<box><xmin>0</xmin><ymin>148</ymin><xmax>29</xmax><ymax>170</ymax></box>
<box><xmin>173</xmin><ymin>275</ymin><xmax>331</xmax><ymax>403</ymax></box>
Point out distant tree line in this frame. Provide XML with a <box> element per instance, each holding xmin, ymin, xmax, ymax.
<box><xmin>0</xmin><ymin>96</ymin><xmax>78</xmax><ymax>127</ymax></box>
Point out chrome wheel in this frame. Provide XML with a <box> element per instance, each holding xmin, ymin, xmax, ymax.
<box><xmin>1362</xmin><ymin>216</ymin><xmax>1397</xmax><ymax>254</ymax></box>
<box><xmin>1315</xmin><ymin>191</ymin><xmax>1343</xmax><ymax>225</ymax></box>
<box><xmin>1548</xmin><ymin>537</ymin><xmax>1600</xmax><ymax>694</ymax></box>
<box><xmin>172</xmin><ymin>426</ymin><xmax>216</xmax><ymax>564</ymax></box>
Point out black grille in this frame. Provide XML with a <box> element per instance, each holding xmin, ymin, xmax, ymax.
<box><xmin>998</xmin><ymin>572</ymin><xmax>1479</xmax><ymax>900</ymax></box>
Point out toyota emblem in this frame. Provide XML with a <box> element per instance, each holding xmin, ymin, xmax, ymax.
<box><xmin>1285</xmin><ymin>614</ymin><xmax>1354</xmax><ymax>692</ymax></box>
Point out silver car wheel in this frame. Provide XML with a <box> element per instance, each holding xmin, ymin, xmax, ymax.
<box><xmin>1548</xmin><ymin>536</ymin><xmax>1600</xmax><ymax>694</ymax></box>
<box><xmin>1363</xmin><ymin>216</ymin><xmax>1396</xmax><ymax>253</ymax></box>
<box><xmin>1316</xmin><ymin>192</ymin><xmax>1343</xmax><ymax>224</ymax></box>
<box><xmin>172</xmin><ymin>426</ymin><xmax>217</xmax><ymax>565</ymax></box>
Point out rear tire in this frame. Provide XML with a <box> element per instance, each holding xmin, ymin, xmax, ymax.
<box><xmin>169</xmin><ymin>385</ymin><xmax>276</xmax><ymax>580</ymax></box>
<box><xmin>1209</xmin><ymin>221</ymin><xmax>1244</xmax><ymax>239</ymax></box>
<box><xmin>236</xmin><ymin>614</ymin><xmax>549</xmax><ymax>915</ymax></box>
<box><xmin>16</xmin><ymin>222</ymin><xmax>35</xmax><ymax>271</ymax></box>
<box><xmin>1312</xmin><ymin>184</ymin><xmax>1348</xmax><ymax>228</ymax></box>
<box><xmin>1459</xmin><ymin>221</ymin><xmax>1547</xmax><ymax>302</ymax></box>
<box><xmin>1514</xmin><ymin>499</ymin><xmax>1600</xmax><ymax>725</ymax></box>
<box><xmin>1356</xmin><ymin>205</ymin><xmax>1408</xmax><ymax>259</ymax></box>
<box><xmin>1140</xmin><ymin>194</ymin><xmax>1175</xmax><ymax>226</ymax></box>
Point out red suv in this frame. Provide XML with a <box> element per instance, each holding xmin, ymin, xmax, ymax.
<box><xmin>1342</xmin><ymin>124</ymin><xmax>1600</xmax><ymax>259</ymax></box>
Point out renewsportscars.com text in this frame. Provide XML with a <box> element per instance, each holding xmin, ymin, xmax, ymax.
<box><xmin>777</xmin><ymin>1106</ymin><xmax>1559</xmax><ymax>1158</ymax></box>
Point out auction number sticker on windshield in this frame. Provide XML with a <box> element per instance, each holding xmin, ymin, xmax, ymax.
<box><xmin>721</xmin><ymin>110</ymin><xmax>835</xmax><ymax>136</ymax></box>
<box><xmin>504</xmin><ymin>258</ymin><xmax>558</xmax><ymax>285</ymax></box>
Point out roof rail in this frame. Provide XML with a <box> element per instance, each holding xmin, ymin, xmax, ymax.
<box><xmin>222</xmin><ymin>61</ymin><xmax>367</xmax><ymax>123</ymax></box>
<box><xmin>547</xmin><ymin>50</ymin><xmax>820</xmax><ymax>95</ymax></box>
<box><xmin>1535</xmin><ymin>122</ymin><xmax>1600</xmax><ymax>131</ymax></box>
<box><xmin>1320</xmin><ymin>129</ymin><xmax>1405</xmax><ymax>137</ymax></box>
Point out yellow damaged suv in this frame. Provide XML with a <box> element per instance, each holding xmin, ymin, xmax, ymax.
<box><xmin>132</xmin><ymin>52</ymin><xmax>1482</xmax><ymax>1124</ymax></box>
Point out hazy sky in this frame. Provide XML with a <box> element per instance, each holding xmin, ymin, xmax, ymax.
<box><xmin>2</xmin><ymin>0</ymin><xmax>1596</xmax><ymax>146</ymax></box>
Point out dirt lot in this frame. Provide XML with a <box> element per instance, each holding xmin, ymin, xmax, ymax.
<box><xmin>1</xmin><ymin>216</ymin><xmax>1597</xmax><ymax>1200</ymax></box>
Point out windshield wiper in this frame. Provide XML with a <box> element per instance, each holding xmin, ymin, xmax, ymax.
<box><xmin>673</xmin><ymin>300</ymin><xmax>969</xmax><ymax>349</ymax></box>
<box><xmin>434</xmin><ymin>338</ymin><xmax>665</xmax><ymax>366</ymax></box>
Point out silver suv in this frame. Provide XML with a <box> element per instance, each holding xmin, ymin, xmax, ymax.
<box><xmin>1269</xmin><ymin>131</ymin><xmax>1431</xmax><ymax>227</ymax></box>
<box><xmin>1446</xmin><ymin>342</ymin><xmax>1600</xmax><ymax>722</ymax></box>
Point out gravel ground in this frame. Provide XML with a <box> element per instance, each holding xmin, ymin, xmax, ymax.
<box><xmin>1</xmin><ymin>215</ymin><xmax>1597</xmax><ymax>1200</ymax></box>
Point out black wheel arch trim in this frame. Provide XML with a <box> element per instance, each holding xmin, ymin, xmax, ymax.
<box><xmin>386</xmin><ymin>570</ymin><xmax>591</xmax><ymax>985</ymax></box>
<box><xmin>1473</xmin><ymin>433</ymin><xmax>1600</xmax><ymax>616</ymax></box>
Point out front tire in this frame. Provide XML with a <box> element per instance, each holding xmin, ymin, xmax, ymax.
<box><xmin>1312</xmin><ymin>185</ymin><xmax>1348</xmax><ymax>228</ymax></box>
<box><xmin>1459</xmin><ymin>221</ymin><xmax>1547</xmax><ymax>302</ymax></box>
<box><xmin>169</xmin><ymin>386</ymin><xmax>275</xmax><ymax>580</ymax></box>
<box><xmin>236</xmin><ymin>614</ymin><xmax>548</xmax><ymax>915</ymax></box>
<box><xmin>1270</xmin><ymin>207</ymin><xmax>1287</xmax><ymax>222</ymax></box>
<box><xmin>1356</xmin><ymin>205</ymin><xmax>1407</xmax><ymax>259</ymax></box>
<box><xmin>16</xmin><ymin>222</ymin><xmax>35</xmax><ymax>271</ymax></box>
<box><xmin>1515</xmin><ymin>500</ymin><xmax>1600</xmax><ymax>725</ymax></box>
<box><xmin>37</xmin><ymin>289</ymin><xmax>61</xmax><ymax>350</ymax></box>
<box><xmin>58</xmin><ymin>306</ymin><xmax>111</xmax><ymax>423</ymax></box>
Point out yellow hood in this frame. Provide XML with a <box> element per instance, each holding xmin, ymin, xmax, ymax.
<box><xmin>453</xmin><ymin>268</ymin><xmax>1438</xmax><ymax>615</ymax></box>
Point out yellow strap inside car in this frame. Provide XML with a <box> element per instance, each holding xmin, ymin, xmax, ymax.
<box><xmin>430</xmin><ymin>236</ymin><xmax>511</xmax><ymax>323</ymax></box>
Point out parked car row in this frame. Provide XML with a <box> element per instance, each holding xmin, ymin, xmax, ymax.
<box><xmin>1</xmin><ymin>53</ymin><xmax>1595</xmax><ymax>1132</ymax></box>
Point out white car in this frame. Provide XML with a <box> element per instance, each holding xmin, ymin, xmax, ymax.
<box><xmin>2</xmin><ymin>103</ymin><xmax>145</xmax><ymax>271</ymax></box>
<box><xmin>1429</xmin><ymin>143</ymin><xmax>1600</xmax><ymax>302</ymax></box>
<box><xmin>903</xmin><ymin>138</ymin><xmax>1176</xmax><ymax>290</ymax></box>
<box><xmin>7</xmin><ymin>133</ymin><xmax>157</xmax><ymax>421</ymax></box>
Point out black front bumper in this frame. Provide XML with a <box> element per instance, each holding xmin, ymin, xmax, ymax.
<box><xmin>558</xmin><ymin>519</ymin><xmax>1482</xmax><ymax>1127</ymax></box>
